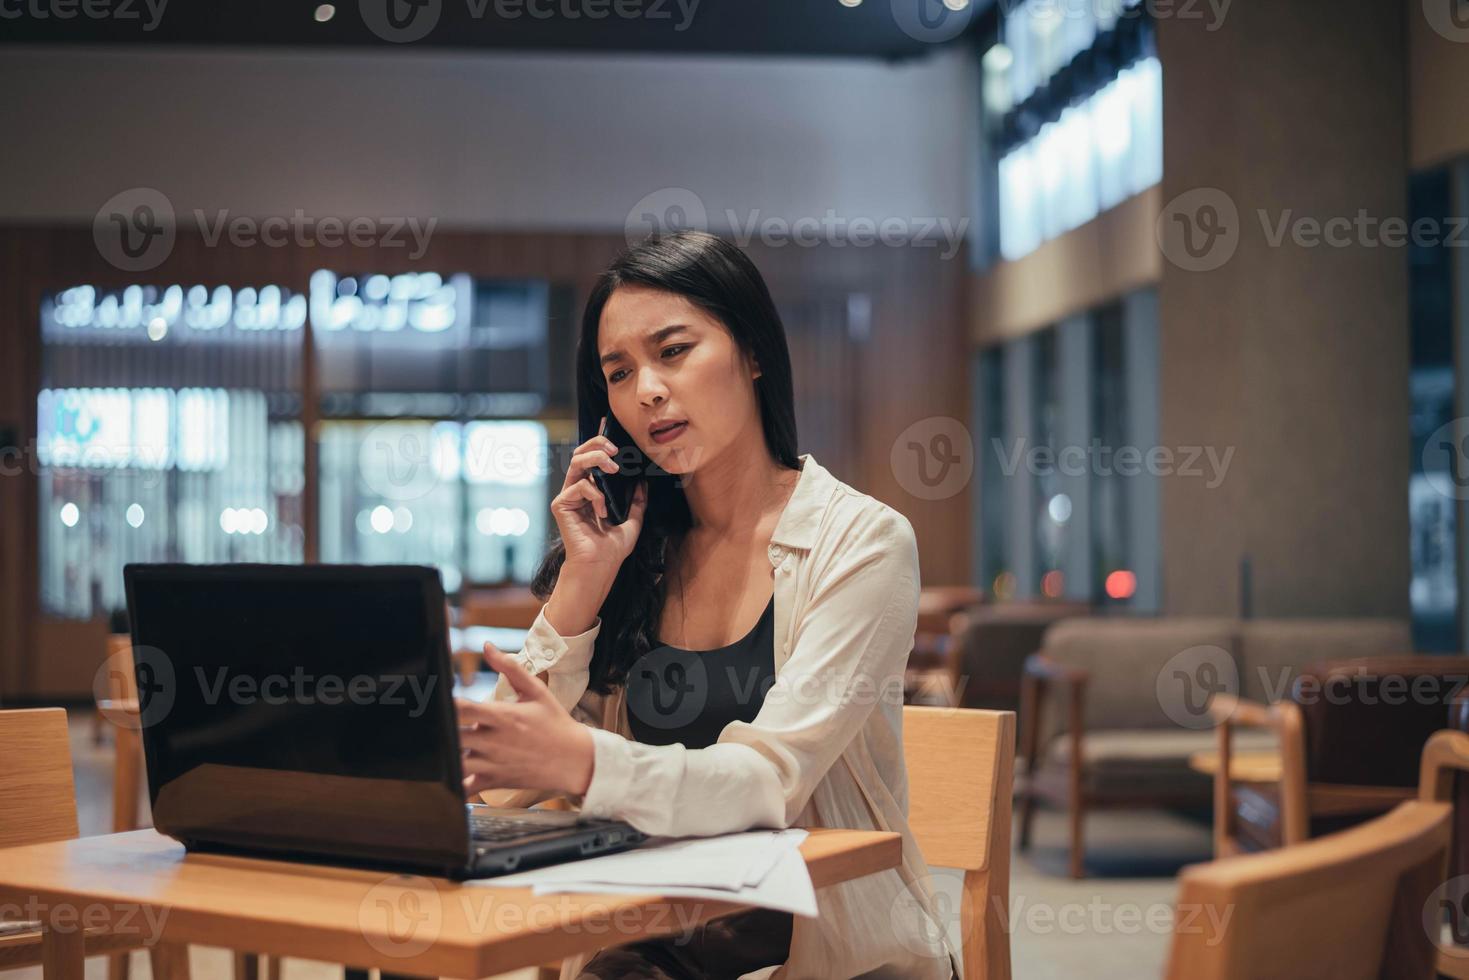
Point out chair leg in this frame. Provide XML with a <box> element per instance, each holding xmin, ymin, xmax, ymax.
<box><xmin>1068</xmin><ymin>794</ymin><xmax>1086</xmax><ymax>879</ymax></box>
<box><xmin>108</xmin><ymin>950</ymin><xmax>132</xmax><ymax>980</ymax></box>
<box><xmin>112</xmin><ymin>726</ymin><xmax>143</xmax><ymax>833</ymax></box>
<box><xmin>1018</xmin><ymin>786</ymin><xmax>1036</xmax><ymax>850</ymax></box>
<box><xmin>266</xmin><ymin>955</ymin><xmax>282</xmax><ymax>980</ymax></box>
<box><xmin>149</xmin><ymin>944</ymin><xmax>190</xmax><ymax>980</ymax></box>
<box><xmin>233</xmin><ymin>952</ymin><xmax>260</xmax><ymax>980</ymax></box>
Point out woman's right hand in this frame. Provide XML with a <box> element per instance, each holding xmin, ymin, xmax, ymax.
<box><xmin>551</xmin><ymin>432</ymin><xmax>649</xmax><ymax>573</ymax></box>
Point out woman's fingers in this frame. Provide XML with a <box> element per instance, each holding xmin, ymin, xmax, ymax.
<box><xmin>554</xmin><ymin>478</ymin><xmax>606</xmax><ymax>521</ymax></box>
<box><xmin>563</xmin><ymin>448</ymin><xmax>619</xmax><ymax>490</ymax></box>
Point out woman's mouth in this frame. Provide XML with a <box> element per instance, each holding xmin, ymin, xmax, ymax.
<box><xmin>649</xmin><ymin>420</ymin><xmax>688</xmax><ymax>444</ymax></box>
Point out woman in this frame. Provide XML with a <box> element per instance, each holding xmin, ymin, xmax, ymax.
<box><xmin>455</xmin><ymin>231</ymin><xmax>958</xmax><ymax>979</ymax></box>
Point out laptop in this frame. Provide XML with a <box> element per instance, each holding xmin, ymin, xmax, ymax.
<box><xmin>123</xmin><ymin>562</ymin><xmax>646</xmax><ymax>879</ymax></box>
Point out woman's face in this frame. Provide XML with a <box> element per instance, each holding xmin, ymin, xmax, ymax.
<box><xmin>597</xmin><ymin>284</ymin><xmax>761</xmax><ymax>476</ymax></box>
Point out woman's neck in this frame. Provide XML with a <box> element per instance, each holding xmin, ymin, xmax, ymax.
<box><xmin>680</xmin><ymin>429</ymin><xmax>798</xmax><ymax>539</ymax></box>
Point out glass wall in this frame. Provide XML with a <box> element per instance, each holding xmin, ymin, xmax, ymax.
<box><xmin>983</xmin><ymin>0</ymin><xmax>1162</xmax><ymax>262</ymax></box>
<box><xmin>38</xmin><ymin>284</ymin><xmax>306</xmax><ymax>619</ymax></box>
<box><xmin>37</xmin><ymin>273</ymin><xmax>566</xmax><ymax>620</ymax></box>
<box><xmin>973</xmin><ymin>287</ymin><xmax>1159</xmax><ymax>609</ymax></box>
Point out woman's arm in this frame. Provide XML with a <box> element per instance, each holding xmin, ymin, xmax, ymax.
<box><xmin>576</xmin><ymin>509</ymin><xmax>920</xmax><ymax>838</ymax></box>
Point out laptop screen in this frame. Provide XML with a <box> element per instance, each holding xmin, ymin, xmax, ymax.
<box><xmin>124</xmin><ymin>564</ymin><xmax>471</xmax><ymax>873</ymax></box>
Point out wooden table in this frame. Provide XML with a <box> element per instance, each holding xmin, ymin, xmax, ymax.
<box><xmin>1188</xmin><ymin>749</ymin><xmax>1284</xmax><ymax>783</ymax></box>
<box><xmin>0</xmin><ymin>828</ymin><xmax>900</xmax><ymax>980</ymax></box>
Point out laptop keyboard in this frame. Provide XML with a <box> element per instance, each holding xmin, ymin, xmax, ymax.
<box><xmin>470</xmin><ymin>810</ymin><xmax>571</xmax><ymax>842</ymax></box>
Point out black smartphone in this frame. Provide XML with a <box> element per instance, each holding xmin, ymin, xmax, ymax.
<box><xmin>584</xmin><ymin>414</ymin><xmax>644</xmax><ymax>526</ymax></box>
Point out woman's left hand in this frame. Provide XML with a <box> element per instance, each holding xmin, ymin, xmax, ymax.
<box><xmin>455</xmin><ymin>644</ymin><xmax>596</xmax><ymax>799</ymax></box>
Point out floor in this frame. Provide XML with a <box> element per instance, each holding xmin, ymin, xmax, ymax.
<box><xmin>1</xmin><ymin>712</ymin><xmax>1210</xmax><ymax>980</ymax></box>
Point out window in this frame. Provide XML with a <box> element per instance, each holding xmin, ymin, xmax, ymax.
<box><xmin>38</xmin><ymin>284</ymin><xmax>306</xmax><ymax>619</ymax></box>
<box><xmin>984</xmin><ymin>0</ymin><xmax>1162</xmax><ymax>262</ymax></box>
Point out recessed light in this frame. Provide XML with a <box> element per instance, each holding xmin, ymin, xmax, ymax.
<box><xmin>314</xmin><ymin>4</ymin><xmax>336</xmax><ymax>22</ymax></box>
<box><xmin>838</xmin><ymin>0</ymin><xmax>861</xmax><ymax>7</ymax></box>
<box><xmin>943</xmin><ymin>0</ymin><xmax>968</xmax><ymax>10</ymax></box>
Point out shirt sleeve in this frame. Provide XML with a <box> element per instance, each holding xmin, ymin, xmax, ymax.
<box><xmin>489</xmin><ymin>604</ymin><xmax>600</xmax><ymax>710</ymax></box>
<box><xmin>578</xmin><ymin>509</ymin><xmax>920</xmax><ymax>837</ymax></box>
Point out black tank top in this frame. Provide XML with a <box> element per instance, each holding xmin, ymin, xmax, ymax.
<box><xmin>625</xmin><ymin>595</ymin><xmax>777</xmax><ymax>749</ymax></box>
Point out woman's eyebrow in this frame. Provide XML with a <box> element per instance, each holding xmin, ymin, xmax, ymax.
<box><xmin>600</xmin><ymin>324</ymin><xmax>693</xmax><ymax>366</ymax></box>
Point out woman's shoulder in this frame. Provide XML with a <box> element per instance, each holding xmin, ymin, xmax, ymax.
<box><xmin>804</xmin><ymin>458</ymin><xmax>918</xmax><ymax>561</ymax></box>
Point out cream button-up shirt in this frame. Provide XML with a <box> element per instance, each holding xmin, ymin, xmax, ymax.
<box><xmin>485</xmin><ymin>453</ymin><xmax>960</xmax><ymax>980</ymax></box>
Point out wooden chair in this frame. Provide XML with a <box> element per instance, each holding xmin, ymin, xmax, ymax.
<box><xmin>0</xmin><ymin>707</ymin><xmax>191</xmax><ymax>980</ymax></box>
<box><xmin>1210</xmin><ymin>657</ymin><xmax>1469</xmax><ymax>857</ymax></box>
<box><xmin>1163</xmin><ymin>799</ymin><xmax>1450</xmax><ymax>979</ymax></box>
<box><xmin>1418</xmin><ymin>728</ymin><xmax>1469</xmax><ymax>978</ymax></box>
<box><xmin>902</xmin><ymin>705</ymin><xmax>1016</xmax><ymax>980</ymax></box>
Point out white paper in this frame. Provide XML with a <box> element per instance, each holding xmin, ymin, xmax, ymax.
<box><xmin>468</xmin><ymin>828</ymin><xmax>815</xmax><ymax>916</ymax></box>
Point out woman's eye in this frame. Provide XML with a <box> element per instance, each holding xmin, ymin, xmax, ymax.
<box><xmin>662</xmin><ymin>345</ymin><xmax>689</xmax><ymax>359</ymax></box>
<box><xmin>608</xmin><ymin>369</ymin><xmax>627</xmax><ymax>384</ymax></box>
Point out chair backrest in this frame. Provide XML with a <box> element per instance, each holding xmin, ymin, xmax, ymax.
<box><xmin>949</xmin><ymin>601</ymin><xmax>1088</xmax><ymax>712</ymax></box>
<box><xmin>1164</xmin><ymin>800</ymin><xmax>1449</xmax><ymax>980</ymax></box>
<box><xmin>1236</xmin><ymin>618</ymin><xmax>1412</xmax><ymax>703</ymax></box>
<box><xmin>458</xmin><ymin>587</ymin><xmax>544</xmax><ymax>629</ymax></box>
<box><xmin>902</xmin><ymin>705</ymin><xmax>1015</xmax><ymax>980</ymax></box>
<box><xmin>0</xmin><ymin>708</ymin><xmax>79</xmax><ymax>849</ymax></box>
<box><xmin>1292</xmin><ymin>657</ymin><xmax>1469</xmax><ymax>786</ymax></box>
<box><xmin>1037</xmin><ymin>616</ymin><xmax>1238</xmax><ymax>746</ymax></box>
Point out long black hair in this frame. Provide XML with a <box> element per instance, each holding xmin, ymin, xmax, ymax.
<box><xmin>530</xmin><ymin>231</ymin><xmax>800</xmax><ymax>694</ymax></box>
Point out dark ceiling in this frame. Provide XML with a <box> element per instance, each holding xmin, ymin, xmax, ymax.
<box><xmin>0</xmin><ymin>0</ymin><xmax>994</xmax><ymax>59</ymax></box>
